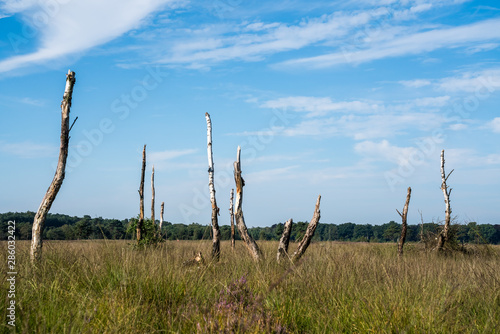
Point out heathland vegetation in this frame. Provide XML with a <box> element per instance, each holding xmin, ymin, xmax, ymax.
<box><xmin>1</xmin><ymin>211</ymin><xmax>499</xmax><ymax>244</ymax></box>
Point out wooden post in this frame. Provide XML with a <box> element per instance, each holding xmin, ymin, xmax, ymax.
<box><xmin>397</xmin><ymin>187</ymin><xmax>411</xmax><ymax>257</ymax></box>
<box><xmin>137</xmin><ymin>145</ymin><xmax>146</xmax><ymax>242</ymax></box>
<box><xmin>230</xmin><ymin>188</ymin><xmax>235</xmax><ymax>251</ymax></box>
<box><xmin>30</xmin><ymin>70</ymin><xmax>76</xmax><ymax>264</ymax></box>
<box><xmin>291</xmin><ymin>195</ymin><xmax>321</xmax><ymax>262</ymax></box>
<box><xmin>159</xmin><ymin>201</ymin><xmax>164</xmax><ymax>235</ymax></box>
<box><xmin>277</xmin><ymin>218</ymin><xmax>293</xmax><ymax>262</ymax></box>
<box><xmin>205</xmin><ymin>113</ymin><xmax>221</xmax><ymax>260</ymax></box>
<box><xmin>437</xmin><ymin>149</ymin><xmax>453</xmax><ymax>251</ymax></box>
<box><xmin>151</xmin><ymin>165</ymin><xmax>155</xmax><ymax>224</ymax></box>
<box><xmin>233</xmin><ymin>146</ymin><xmax>262</xmax><ymax>261</ymax></box>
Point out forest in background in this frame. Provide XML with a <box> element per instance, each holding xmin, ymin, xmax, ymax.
<box><xmin>1</xmin><ymin>211</ymin><xmax>499</xmax><ymax>244</ymax></box>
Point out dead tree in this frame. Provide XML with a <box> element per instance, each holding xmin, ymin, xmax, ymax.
<box><xmin>30</xmin><ymin>70</ymin><xmax>76</xmax><ymax>264</ymax></box>
<box><xmin>291</xmin><ymin>195</ymin><xmax>321</xmax><ymax>262</ymax></box>
<box><xmin>233</xmin><ymin>146</ymin><xmax>262</xmax><ymax>261</ymax></box>
<box><xmin>230</xmin><ymin>188</ymin><xmax>235</xmax><ymax>251</ymax></box>
<box><xmin>151</xmin><ymin>165</ymin><xmax>155</xmax><ymax>224</ymax></box>
<box><xmin>277</xmin><ymin>219</ymin><xmax>293</xmax><ymax>262</ymax></box>
<box><xmin>205</xmin><ymin>113</ymin><xmax>221</xmax><ymax>260</ymax></box>
<box><xmin>137</xmin><ymin>145</ymin><xmax>146</xmax><ymax>242</ymax></box>
<box><xmin>437</xmin><ymin>149</ymin><xmax>453</xmax><ymax>251</ymax></box>
<box><xmin>397</xmin><ymin>187</ymin><xmax>411</xmax><ymax>257</ymax></box>
<box><xmin>159</xmin><ymin>201</ymin><xmax>165</xmax><ymax>235</ymax></box>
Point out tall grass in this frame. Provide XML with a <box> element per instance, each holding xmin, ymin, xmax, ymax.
<box><xmin>1</xmin><ymin>240</ymin><xmax>499</xmax><ymax>333</ymax></box>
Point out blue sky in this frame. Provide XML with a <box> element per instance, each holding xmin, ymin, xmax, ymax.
<box><xmin>0</xmin><ymin>0</ymin><xmax>499</xmax><ymax>227</ymax></box>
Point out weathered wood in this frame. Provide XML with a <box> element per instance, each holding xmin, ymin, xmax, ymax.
<box><xmin>137</xmin><ymin>145</ymin><xmax>146</xmax><ymax>242</ymax></box>
<box><xmin>397</xmin><ymin>187</ymin><xmax>411</xmax><ymax>257</ymax></box>
<box><xmin>233</xmin><ymin>146</ymin><xmax>262</xmax><ymax>261</ymax></box>
<box><xmin>151</xmin><ymin>165</ymin><xmax>155</xmax><ymax>224</ymax></box>
<box><xmin>230</xmin><ymin>188</ymin><xmax>235</xmax><ymax>251</ymax></box>
<box><xmin>437</xmin><ymin>149</ymin><xmax>453</xmax><ymax>251</ymax></box>
<box><xmin>205</xmin><ymin>112</ymin><xmax>220</xmax><ymax>260</ymax></box>
<box><xmin>30</xmin><ymin>70</ymin><xmax>76</xmax><ymax>264</ymax></box>
<box><xmin>291</xmin><ymin>195</ymin><xmax>321</xmax><ymax>262</ymax></box>
<box><xmin>159</xmin><ymin>201</ymin><xmax>165</xmax><ymax>235</ymax></box>
<box><xmin>277</xmin><ymin>218</ymin><xmax>293</xmax><ymax>262</ymax></box>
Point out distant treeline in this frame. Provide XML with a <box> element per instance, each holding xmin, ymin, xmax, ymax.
<box><xmin>1</xmin><ymin>212</ymin><xmax>499</xmax><ymax>244</ymax></box>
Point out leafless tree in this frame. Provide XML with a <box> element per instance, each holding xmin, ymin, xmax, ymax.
<box><xmin>277</xmin><ymin>219</ymin><xmax>293</xmax><ymax>262</ymax></box>
<box><xmin>137</xmin><ymin>145</ymin><xmax>146</xmax><ymax>242</ymax></box>
<box><xmin>397</xmin><ymin>187</ymin><xmax>411</xmax><ymax>256</ymax></box>
<box><xmin>151</xmin><ymin>165</ymin><xmax>155</xmax><ymax>224</ymax></box>
<box><xmin>437</xmin><ymin>149</ymin><xmax>453</xmax><ymax>251</ymax></box>
<box><xmin>229</xmin><ymin>188</ymin><xmax>235</xmax><ymax>251</ymax></box>
<box><xmin>291</xmin><ymin>195</ymin><xmax>321</xmax><ymax>262</ymax></box>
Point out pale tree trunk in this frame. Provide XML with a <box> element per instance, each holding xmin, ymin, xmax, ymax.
<box><xmin>205</xmin><ymin>113</ymin><xmax>220</xmax><ymax>260</ymax></box>
<box><xmin>159</xmin><ymin>201</ymin><xmax>164</xmax><ymax>235</ymax></box>
<box><xmin>397</xmin><ymin>187</ymin><xmax>411</xmax><ymax>257</ymax></box>
<box><xmin>230</xmin><ymin>188</ymin><xmax>235</xmax><ymax>251</ymax></box>
<box><xmin>151</xmin><ymin>165</ymin><xmax>155</xmax><ymax>224</ymax></box>
<box><xmin>437</xmin><ymin>149</ymin><xmax>453</xmax><ymax>251</ymax></box>
<box><xmin>31</xmin><ymin>70</ymin><xmax>76</xmax><ymax>264</ymax></box>
<box><xmin>277</xmin><ymin>219</ymin><xmax>293</xmax><ymax>262</ymax></box>
<box><xmin>137</xmin><ymin>145</ymin><xmax>146</xmax><ymax>242</ymax></box>
<box><xmin>291</xmin><ymin>195</ymin><xmax>321</xmax><ymax>262</ymax></box>
<box><xmin>233</xmin><ymin>146</ymin><xmax>262</xmax><ymax>261</ymax></box>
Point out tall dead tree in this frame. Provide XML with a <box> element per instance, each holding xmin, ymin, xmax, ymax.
<box><xmin>151</xmin><ymin>165</ymin><xmax>155</xmax><ymax>224</ymax></box>
<box><xmin>137</xmin><ymin>145</ymin><xmax>146</xmax><ymax>242</ymax></box>
<box><xmin>277</xmin><ymin>219</ymin><xmax>293</xmax><ymax>262</ymax></box>
<box><xmin>397</xmin><ymin>187</ymin><xmax>411</xmax><ymax>257</ymax></box>
<box><xmin>159</xmin><ymin>201</ymin><xmax>165</xmax><ymax>235</ymax></box>
<box><xmin>230</xmin><ymin>188</ymin><xmax>235</xmax><ymax>250</ymax></box>
<box><xmin>437</xmin><ymin>149</ymin><xmax>453</xmax><ymax>251</ymax></box>
<box><xmin>30</xmin><ymin>70</ymin><xmax>76</xmax><ymax>264</ymax></box>
<box><xmin>205</xmin><ymin>113</ymin><xmax>221</xmax><ymax>260</ymax></box>
<box><xmin>291</xmin><ymin>195</ymin><xmax>321</xmax><ymax>263</ymax></box>
<box><xmin>234</xmin><ymin>146</ymin><xmax>262</xmax><ymax>261</ymax></box>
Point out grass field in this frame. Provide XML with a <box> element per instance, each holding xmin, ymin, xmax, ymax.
<box><xmin>1</xmin><ymin>240</ymin><xmax>499</xmax><ymax>333</ymax></box>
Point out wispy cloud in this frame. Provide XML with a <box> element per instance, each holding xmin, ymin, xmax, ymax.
<box><xmin>486</xmin><ymin>117</ymin><xmax>500</xmax><ymax>133</ymax></box>
<box><xmin>0</xmin><ymin>0</ymin><xmax>183</xmax><ymax>73</ymax></box>
<box><xmin>0</xmin><ymin>140</ymin><xmax>57</xmax><ymax>158</ymax></box>
<box><xmin>437</xmin><ymin>68</ymin><xmax>500</xmax><ymax>93</ymax></box>
<box><xmin>399</xmin><ymin>79</ymin><xmax>431</xmax><ymax>88</ymax></box>
<box><xmin>149</xmin><ymin>148</ymin><xmax>198</xmax><ymax>163</ymax></box>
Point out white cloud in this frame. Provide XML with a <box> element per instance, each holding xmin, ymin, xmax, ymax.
<box><xmin>149</xmin><ymin>148</ymin><xmax>198</xmax><ymax>163</ymax></box>
<box><xmin>465</xmin><ymin>42</ymin><xmax>499</xmax><ymax>54</ymax></box>
<box><xmin>438</xmin><ymin>68</ymin><xmax>500</xmax><ymax>93</ymax></box>
<box><xmin>354</xmin><ymin>140</ymin><xmax>417</xmax><ymax>166</ymax></box>
<box><xmin>412</xmin><ymin>96</ymin><xmax>450</xmax><ymax>107</ymax></box>
<box><xmin>487</xmin><ymin>117</ymin><xmax>500</xmax><ymax>133</ymax></box>
<box><xmin>399</xmin><ymin>79</ymin><xmax>431</xmax><ymax>88</ymax></box>
<box><xmin>0</xmin><ymin>140</ymin><xmax>57</xmax><ymax>158</ymax></box>
<box><xmin>279</xmin><ymin>18</ymin><xmax>500</xmax><ymax>68</ymax></box>
<box><xmin>0</xmin><ymin>0</ymin><xmax>181</xmax><ymax>73</ymax></box>
<box><xmin>449</xmin><ymin>123</ymin><xmax>468</xmax><ymax>131</ymax></box>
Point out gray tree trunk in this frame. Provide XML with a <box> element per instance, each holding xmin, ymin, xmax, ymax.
<box><xmin>437</xmin><ymin>149</ymin><xmax>453</xmax><ymax>251</ymax></box>
<box><xmin>151</xmin><ymin>165</ymin><xmax>155</xmax><ymax>224</ymax></box>
<box><xmin>137</xmin><ymin>145</ymin><xmax>146</xmax><ymax>242</ymax></box>
<box><xmin>291</xmin><ymin>195</ymin><xmax>321</xmax><ymax>262</ymax></box>
<box><xmin>31</xmin><ymin>70</ymin><xmax>76</xmax><ymax>264</ymax></box>
<box><xmin>159</xmin><ymin>201</ymin><xmax>164</xmax><ymax>236</ymax></box>
<box><xmin>205</xmin><ymin>113</ymin><xmax>220</xmax><ymax>260</ymax></box>
<box><xmin>233</xmin><ymin>146</ymin><xmax>262</xmax><ymax>261</ymax></box>
<box><xmin>277</xmin><ymin>219</ymin><xmax>293</xmax><ymax>262</ymax></box>
<box><xmin>397</xmin><ymin>187</ymin><xmax>411</xmax><ymax>257</ymax></box>
<box><xmin>230</xmin><ymin>188</ymin><xmax>235</xmax><ymax>251</ymax></box>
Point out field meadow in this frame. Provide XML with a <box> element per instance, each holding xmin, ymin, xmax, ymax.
<box><xmin>1</xmin><ymin>240</ymin><xmax>499</xmax><ymax>333</ymax></box>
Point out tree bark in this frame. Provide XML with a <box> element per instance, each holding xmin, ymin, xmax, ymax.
<box><xmin>205</xmin><ymin>113</ymin><xmax>220</xmax><ymax>261</ymax></box>
<box><xmin>137</xmin><ymin>145</ymin><xmax>146</xmax><ymax>242</ymax></box>
<box><xmin>437</xmin><ymin>149</ymin><xmax>453</xmax><ymax>251</ymax></box>
<box><xmin>397</xmin><ymin>187</ymin><xmax>411</xmax><ymax>257</ymax></box>
<box><xmin>230</xmin><ymin>188</ymin><xmax>235</xmax><ymax>251</ymax></box>
<box><xmin>31</xmin><ymin>70</ymin><xmax>76</xmax><ymax>264</ymax></box>
<box><xmin>159</xmin><ymin>201</ymin><xmax>164</xmax><ymax>235</ymax></box>
<box><xmin>277</xmin><ymin>219</ymin><xmax>293</xmax><ymax>262</ymax></box>
<box><xmin>233</xmin><ymin>146</ymin><xmax>262</xmax><ymax>261</ymax></box>
<box><xmin>151</xmin><ymin>165</ymin><xmax>155</xmax><ymax>224</ymax></box>
<box><xmin>291</xmin><ymin>195</ymin><xmax>321</xmax><ymax>262</ymax></box>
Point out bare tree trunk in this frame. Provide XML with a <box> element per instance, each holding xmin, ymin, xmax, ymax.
<box><xmin>291</xmin><ymin>195</ymin><xmax>321</xmax><ymax>262</ymax></box>
<box><xmin>419</xmin><ymin>210</ymin><xmax>424</xmax><ymax>243</ymax></box>
<box><xmin>230</xmin><ymin>188</ymin><xmax>235</xmax><ymax>251</ymax></box>
<box><xmin>30</xmin><ymin>70</ymin><xmax>76</xmax><ymax>264</ymax></box>
<box><xmin>436</xmin><ymin>149</ymin><xmax>453</xmax><ymax>251</ymax></box>
<box><xmin>205</xmin><ymin>113</ymin><xmax>220</xmax><ymax>261</ymax></box>
<box><xmin>137</xmin><ymin>145</ymin><xmax>146</xmax><ymax>242</ymax></box>
<box><xmin>233</xmin><ymin>146</ymin><xmax>262</xmax><ymax>261</ymax></box>
<box><xmin>159</xmin><ymin>201</ymin><xmax>164</xmax><ymax>235</ymax></box>
<box><xmin>151</xmin><ymin>165</ymin><xmax>155</xmax><ymax>224</ymax></box>
<box><xmin>397</xmin><ymin>187</ymin><xmax>411</xmax><ymax>257</ymax></box>
<box><xmin>277</xmin><ymin>219</ymin><xmax>293</xmax><ymax>262</ymax></box>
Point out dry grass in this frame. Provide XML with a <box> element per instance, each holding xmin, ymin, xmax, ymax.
<box><xmin>1</xmin><ymin>240</ymin><xmax>499</xmax><ymax>333</ymax></box>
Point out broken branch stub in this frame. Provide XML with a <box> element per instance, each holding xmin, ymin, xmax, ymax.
<box><xmin>277</xmin><ymin>219</ymin><xmax>293</xmax><ymax>262</ymax></box>
<box><xmin>137</xmin><ymin>145</ymin><xmax>146</xmax><ymax>242</ymax></box>
<box><xmin>291</xmin><ymin>195</ymin><xmax>321</xmax><ymax>263</ymax></box>
<box><xmin>397</xmin><ymin>187</ymin><xmax>411</xmax><ymax>257</ymax></box>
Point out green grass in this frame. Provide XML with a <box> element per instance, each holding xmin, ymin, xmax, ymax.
<box><xmin>1</xmin><ymin>240</ymin><xmax>499</xmax><ymax>333</ymax></box>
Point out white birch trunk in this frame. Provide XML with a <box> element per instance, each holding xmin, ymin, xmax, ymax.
<box><xmin>205</xmin><ymin>112</ymin><xmax>220</xmax><ymax>260</ymax></box>
<box><xmin>137</xmin><ymin>145</ymin><xmax>146</xmax><ymax>242</ymax></box>
<box><xmin>151</xmin><ymin>165</ymin><xmax>155</xmax><ymax>224</ymax></box>
<box><xmin>230</xmin><ymin>188</ymin><xmax>235</xmax><ymax>250</ymax></box>
<box><xmin>159</xmin><ymin>201</ymin><xmax>164</xmax><ymax>234</ymax></box>
<box><xmin>31</xmin><ymin>70</ymin><xmax>76</xmax><ymax>264</ymax></box>
<box><xmin>437</xmin><ymin>149</ymin><xmax>453</xmax><ymax>250</ymax></box>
